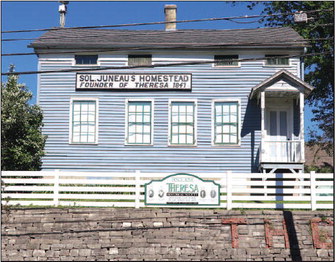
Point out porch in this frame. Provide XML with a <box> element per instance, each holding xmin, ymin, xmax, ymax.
<box><xmin>250</xmin><ymin>70</ymin><xmax>314</xmax><ymax>173</ymax></box>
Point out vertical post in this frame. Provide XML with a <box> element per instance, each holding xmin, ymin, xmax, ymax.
<box><xmin>135</xmin><ymin>170</ymin><xmax>141</xmax><ymax>209</ymax></box>
<box><xmin>263</xmin><ymin>175</ymin><xmax>268</xmax><ymax>197</ymax></box>
<box><xmin>54</xmin><ymin>169</ymin><xmax>60</xmax><ymax>207</ymax></box>
<box><xmin>226</xmin><ymin>171</ymin><xmax>232</xmax><ymax>210</ymax></box>
<box><xmin>310</xmin><ymin>171</ymin><xmax>316</xmax><ymax>211</ymax></box>
<box><xmin>298</xmin><ymin>170</ymin><xmax>303</xmax><ymax>197</ymax></box>
<box><xmin>299</xmin><ymin>92</ymin><xmax>305</xmax><ymax>162</ymax></box>
<box><xmin>260</xmin><ymin>91</ymin><xmax>265</xmax><ymax>163</ymax></box>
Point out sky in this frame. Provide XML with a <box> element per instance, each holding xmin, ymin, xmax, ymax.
<box><xmin>1</xmin><ymin>1</ymin><xmax>318</xmax><ymax>140</ymax></box>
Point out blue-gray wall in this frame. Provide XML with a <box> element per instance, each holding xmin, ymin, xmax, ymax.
<box><xmin>38</xmin><ymin>51</ymin><xmax>301</xmax><ymax>173</ymax></box>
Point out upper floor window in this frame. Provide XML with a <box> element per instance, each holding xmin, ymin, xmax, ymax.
<box><xmin>213</xmin><ymin>101</ymin><xmax>239</xmax><ymax>145</ymax></box>
<box><xmin>70</xmin><ymin>99</ymin><xmax>98</xmax><ymax>144</ymax></box>
<box><xmin>265</xmin><ymin>55</ymin><xmax>289</xmax><ymax>66</ymax></box>
<box><xmin>126</xmin><ymin>101</ymin><xmax>153</xmax><ymax>145</ymax></box>
<box><xmin>214</xmin><ymin>55</ymin><xmax>239</xmax><ymax>67</ymax></box>
<box><xmin>169</xmin><ymin>101</ymin><xmax>196</xmax><ymax>146</ymax></box>
<box><xmin>75</xmin><ymin>55</ymin><xmax>98</xmax><ymax>65</ymax></box>
<box><xmin>128</xmin><ymin>55</ymin><xmax>152</xmax><ymax>66</ymax></box>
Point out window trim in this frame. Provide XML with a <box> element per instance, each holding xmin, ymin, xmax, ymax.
<box><xmin>125</xmin><ymin>99</ymin><xmax>154</xmax><ymax>146</ymax></box>
<box><xmin>127</xmin><ymin>54</ymin><xmax>152</xmax><ymax>67</ymax></box>
<box><xmin>73</xmin><ymin>54</ymin><xmax>99</xmax><ymax>66</ymax></box>
<box><xmin>211</xmin><ymin>99</ymin><xmax>241</xmax><ymax>147</ymax></box>
<box><xmin>69</xmin><ymin>97</ymin><xmax>99</xmax><ymax>145</ymax></box>
<box><xmin>168</xmin><ymin>99</ymin><xmax>197</xmax><ymax>147</ymax></box>
<box><xmin>213</xmin><ymin>55</ymin><xmax>240</xmax><ymax>68</ymax></box>
<box><xmin>263</xmin><ymin>54</ymin><xmax>291</xmax><ymax>67</ymax></box>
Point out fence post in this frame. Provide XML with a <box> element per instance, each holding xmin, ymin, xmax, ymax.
<box><xmin>135</xmin><ymin>170</ymin><xmax>141</xmax><ymax>209</ymax></box>
<box><xmin>226</xmin><ymin>171</ymin><xmax>232</xmax><ymax>210</ymax></box>
<box><xmin>310</xmin><ymin>171</ymin><xmax>316</xmax><ymax>211</ymax></box>
<box><xmin>54</xmin><ymin>169</ymin><xmax>60</xmax><ymax>207</ymax></box>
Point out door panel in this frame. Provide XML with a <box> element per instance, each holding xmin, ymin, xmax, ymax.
<box><xmin>266</xmin><ymin>108</ymin><xmax>290</xmax><ymax>162</ymax></box>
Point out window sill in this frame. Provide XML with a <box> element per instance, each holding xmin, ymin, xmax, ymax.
<box><xmin>212</xmin><ymin>144</ymin><xmax>241</xmax><ymax>148</ymax></box>
<box><xmin>73</xmin><ymin>64</ymin><xmax>100</xmax><ymax>67</ymax></box>
<box><xmin>125</xmin><ymin>144</ymin><xmax>153</xmax><ymax>146</ymax></box>
<box><xmin>263</xmin><ymin>65</ymin><xmax>291</xmax><ymax>68</ymax></box>
<box><xmin>69</xmin><ymin>142</ymin><xmax>98</xmax><ymax>145</ymax></box>
<box><xmin>168</xmin><ymin>144</ymin><xmax>198</xmax><ymax>147</ymax></box>
<box><xmin>213</xmin><ymin>65</ymin><xmax>240</xmax><ymax>68</ymax></box>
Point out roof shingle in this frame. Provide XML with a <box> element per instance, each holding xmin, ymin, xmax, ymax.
<box><xmin>29</xmin><ymin>27</ymin><xmax>308</xmax><ymax>50</ymax></box>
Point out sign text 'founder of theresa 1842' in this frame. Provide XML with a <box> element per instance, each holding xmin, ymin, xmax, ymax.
<box><xmin>76</xmin><ymin>73</ymin><xmax>192</xmax><ymax>90</ymax></box>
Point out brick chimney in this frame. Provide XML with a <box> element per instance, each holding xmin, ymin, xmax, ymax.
<box><xmin>164</xmin><ymin>4</ymin><xmax>177</xmax><ymax>31</ymax></box>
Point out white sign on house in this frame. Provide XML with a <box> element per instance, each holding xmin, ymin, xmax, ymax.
<box><xmin>145</xmin><ymin>173</ymin><xmax>220</xmax><ymax>206</ymax></box>
<box><xmin>76</xmin><ymin>73</ymin><xmax>192</xmax><ymax>90</ymax></box>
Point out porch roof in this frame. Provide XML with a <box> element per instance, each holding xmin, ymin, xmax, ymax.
<box><xmin>249</xmin><ymin>69</ymin><xmax>314</xmax><ymax>99</ymax></box>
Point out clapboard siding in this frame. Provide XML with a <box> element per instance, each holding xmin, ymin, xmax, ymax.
<box><xmin>39</xmin><ymin>51</ymin><xmax>299</xmax><ymax>173</ymax></box>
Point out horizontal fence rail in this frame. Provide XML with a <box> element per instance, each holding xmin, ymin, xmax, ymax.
<box><xmin>1</xmin><ymin>171</ymin><xmax>333</xmax><ymax>210</ymax></box>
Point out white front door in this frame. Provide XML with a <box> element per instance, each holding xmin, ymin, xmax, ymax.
<box><xmin>265</xmin><ymin>105</ymin><xmax>292</xmax><ymax>162</ymax></box>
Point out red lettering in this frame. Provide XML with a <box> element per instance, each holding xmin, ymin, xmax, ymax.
<box><xmin>222</xmin><ymin>218</ymin><xmax>247</xmax><ymax>248</ymax></box>
<box><xmin>264</xmin><ymin>219</ymin><xmax>289</xmax><ymax>249</ymax></box>
<box><xmin>311</xmin><ymin>217</ymin><xmax>333</xmax><ymax>249</ymax></box>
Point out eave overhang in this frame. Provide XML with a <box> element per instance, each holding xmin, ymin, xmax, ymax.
<box><xmin>249</xmin><ymin>69</ymin><xmax>314</xmax><ymax>100</ymax></box>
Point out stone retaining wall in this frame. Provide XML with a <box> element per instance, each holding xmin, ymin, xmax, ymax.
<box><xmin>1</xmin><ymin>208</ymin><xmax>334</xmax><ymax>261</ymax></box>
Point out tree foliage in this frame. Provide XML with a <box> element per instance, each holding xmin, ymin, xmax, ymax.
<box><xmin>1</xmin><ymin>66</ymin><xmax>46</xmax><ymax>170</ymax></box>
<box><xmin>246</xmin><ymin>1</ymin><xmax>334</xmax><ymax>154</ymax></box>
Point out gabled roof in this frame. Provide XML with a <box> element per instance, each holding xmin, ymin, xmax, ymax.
<box><xmin>29</xmin><ymin>27</ymin><xmax>308</xmax><ymax>51</ymax></box>
<box><xmin>250</xmin><ymin>69</ymin><xmax>314</xmax><ymax>99</ymax></box>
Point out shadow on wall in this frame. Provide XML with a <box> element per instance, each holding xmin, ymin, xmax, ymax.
<box><xmin>241</xmin><ymin>99</ymin><xmax>260</xmax><ymax>173</ymax></box>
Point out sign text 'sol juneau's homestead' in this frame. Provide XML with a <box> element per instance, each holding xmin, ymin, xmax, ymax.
<box><xmin>76</xmin><ymin>73</ymin><xmax>192</xmax><ymax>90</ymax></box>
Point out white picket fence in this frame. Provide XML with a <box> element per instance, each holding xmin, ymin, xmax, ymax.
<box><xmin>1</xmin><ymin>171</ymin><xmax>333</xmax><ymax>210</ymax></box>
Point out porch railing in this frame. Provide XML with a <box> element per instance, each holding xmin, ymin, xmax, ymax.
<box><xmin>262</xmin><ymin>140</ymin><xmax>302</xmax><ymax>163</ymax></box>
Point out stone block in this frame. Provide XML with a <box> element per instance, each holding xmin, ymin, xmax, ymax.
<box><xmin>70</xmin><ymin>249</ymin><xmax>79</xmax><ymax>257</ymax></box>
<box><xmin>87</xmin><ymin>243</ymin><xmax>101</xmax><ymax>249</ymax></box>
<box><xmin>317</xmin><ymin>249</ymin><xmax>328</xmax><ymax>257</ymax></box>
<box><xmin>59</xmin><ymin>249</ymin><xmax>70</xmax><ymax>256</ymax></box>
<box><xmin>40</xmin><ymin>244</ymin><xmax>51</xmax><ymax>250</ymax></box>
<box><xmin>21</xmin><ymin>250</ymin><xmax>33</xmax><ymax>257</ymax></box>
<box><xmin>109</xmin><ymin>248</ymin><xmax>119</xmax><ymax>255</ymax></box>
<box><xmin>153</xmin><ymin>222</ymin><xmax>164</xmax><ymax>227</ymax></box>
<box><xmin>78</xmin><ymin>249</ymin><xmax>91</xmax><ymax>257</ymax></box>
<box><xmin>32</xmin><ymin>250</ymin><xmax>46</xmax><ymax>257</ymax></box>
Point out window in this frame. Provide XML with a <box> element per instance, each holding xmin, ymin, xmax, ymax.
<box><xmin>214</xmin><ymin>101</ymin><xmax>239</xmax><ymax>145</ymax></box>
<box><xmin>75</xmin><ymin>55</ymin><xmax>98</xmax><ymax>65</ymax></box>
<box><xmin>265</xmin><ymin>55</ymin><xmax>289</xmax><ymax>66</ymax></box>
<box><xmin>214</xmin><ymin>55</ymin><xmax>239</xmax><ymax>66</ymax></box>
<box><xmin>128</xmin><ymin>55</ymin><xmax>152</xmax><ymax>66</ymax></box>
<box><xmin>170</xmin><ymin>101</ymin><xmax>196</xmax><ymax>145</ymax></box>
<box><xmin>71</xmin><ymin>100</ymin><xmax>97</xmax><ymax>143</ymax></box>
<box><xmin>126</xmin><ymin>101</ymin><xmax>152</xmax><ymax>145</ymax></box>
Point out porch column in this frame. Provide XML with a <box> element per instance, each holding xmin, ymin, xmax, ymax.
<box><xmin>300</xmin><ymin>92</ymin><xmax>305</xmax><ymax>162</ymax></box>
<box><xmin>260</xmin><ymin>91</ymin><xmax>265</xmax><ymax>163</ymax></box>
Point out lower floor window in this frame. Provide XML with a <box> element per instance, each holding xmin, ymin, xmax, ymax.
<box><xmin>170</xmin><ymin>101</ymin><xmax>196</xmax><ymax>145</ymax></box>
<box><xmin>69</xmin><ymin>98</ymin><xmax>240</xmax><ymax>146</ymax></box>
<box><xmin>127</xmin><ymin>101</ymin><xmax>152</xmax><ymax>145</ymax></box>
<box><xmin>214</xmin><ymin>101</ymin><xmax>239</xmax><ymax>144</ymax></box>
<box><xmin>71</xmin><ymin>100</ymin><xmax>97</xmax><ymax>143</ymax></box>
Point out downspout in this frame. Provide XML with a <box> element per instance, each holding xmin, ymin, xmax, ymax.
<box><xmin>300</xmin><ymin>47</ymin><xmax>307</xmax><ymax>163</ymax></box>
<box><xmin>301</xmin><ymin>47</ymin><xmax>307</xmax><ymax>80</ymax></box>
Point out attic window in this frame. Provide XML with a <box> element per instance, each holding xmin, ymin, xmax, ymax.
<box><xmin>75</xmin><ymin>55</ymin><xmax>98</xmax><ymax>65</ymax></box>
<box><xmin>214</xmin><ymin>55</ymin><xmax>239</xmax><ymax>66</ymax></box>
<box><xmin>128</xmin><ymin>55</ymin><xmax>152</xmax><ymax>67</ymax></box>
<box><xmin>265</xmin><ymin>55</ymin><xmax>289</xmax><ymax>66</ymax></box>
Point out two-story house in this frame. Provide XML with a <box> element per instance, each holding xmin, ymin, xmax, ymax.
<box><xmin>29</xmin><ymin>5</ymin><xmax>313</xmax><ymax>174</ymax></box>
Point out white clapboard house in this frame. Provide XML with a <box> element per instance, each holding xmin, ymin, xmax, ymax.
<box><xmin>29</xmin><ymin>5</ymin><xmax>314</xmax><ymax>174</ymax></box>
